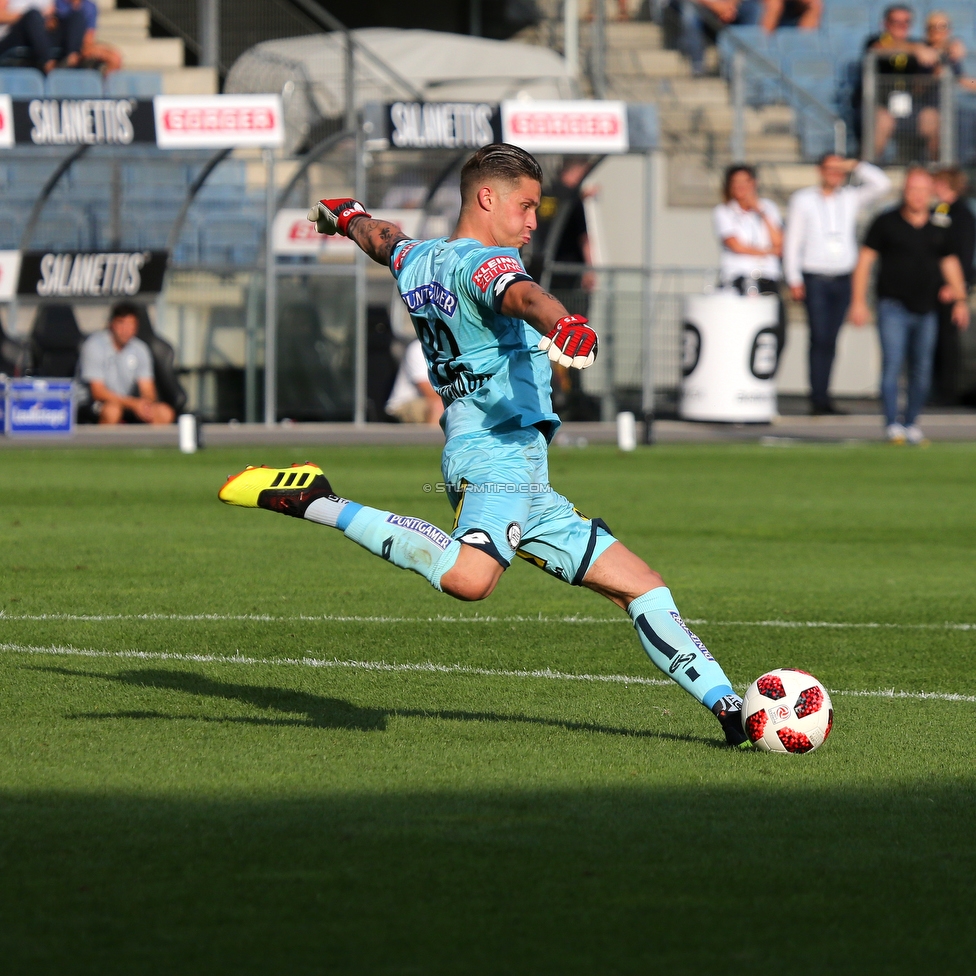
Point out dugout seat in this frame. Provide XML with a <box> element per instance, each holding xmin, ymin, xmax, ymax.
<box><xmin>134</xmin><ymin>305</ymin><xmax>188</xmax><ymax>416</ymax></box>
<box><xmin>0</xmin><ymin>311</ymin><xmax>28</xmax><ymax>377</ymax></box>
<box><xmin>29</xmin><ymin>304</ymin><xmax>83</xmax><ymax>378</ymax></box>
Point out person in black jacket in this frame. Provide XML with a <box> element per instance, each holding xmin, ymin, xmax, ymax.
<box><xmin>930</xmin><ymin>167</ymin><xmax>975</xmax><ymax>406</ymax></box>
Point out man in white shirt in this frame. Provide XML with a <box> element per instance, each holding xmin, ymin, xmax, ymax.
<box><xmin>783</xmin><ymin>154</ymin><xmax>891</xmax><ymax>415</ymax></box>
<box><xmin>385</xmin><ymin>338</ymin><xmax>443</xmax><ymax>426</ymax></box>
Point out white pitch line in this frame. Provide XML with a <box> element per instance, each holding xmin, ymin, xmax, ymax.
<box><xmin>2</xmin><ymin>640</ymin><xmax>975</xmax><ymax>705</ymax></box>
<box><xmin>0</xmin><ymin>612</ymin><xmax>974</xmax><ymax>631</ymax></box>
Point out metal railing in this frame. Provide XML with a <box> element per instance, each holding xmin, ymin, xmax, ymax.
<box><xmin>546</xmin><ymin>264</ymin><xmax>718</xmax><ymax>418</ymax></box>
<box><xmin>129</xmin><ymin>0</ymin><xmax>323</xmax><ymax>75</ymax></box>
<box><xmin>725</xmin><ymin>37</ymin><xmax>846</xmax><ymax>162</ymax></box>
<box><xmin>862</xmin><ymin>53</ymin><xmax>956</xmax><ymax>164</ymax></box>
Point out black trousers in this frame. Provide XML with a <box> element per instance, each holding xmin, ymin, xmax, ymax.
<box><xmin>803</xmin><ymin>272</ymin><xmax>852</xmax><ymax>409</ymax></box>
<box><xmin>0</xmin><ymin>9</ymin><xmax>87</xmax><ymax>65</ymax></box>
<box><xmin>0</xmin><ymin>9</ymin><xmax>50</xmax><ymax>65</ymax></box>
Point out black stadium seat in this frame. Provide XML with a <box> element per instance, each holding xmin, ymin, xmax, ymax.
<box><xmin>0</xmin><ymin>311</ymin><xmax>28</xmax><ymax>376</ymax></box>
<box><xmin>134</xmin><ymin>305</ymin><xmax>188</xmax><ymax>416</ymax></box>
<box><xmin>29</xmin><ymin>304</ymin><xmax>83</xmax><ymax>378</ymax></box>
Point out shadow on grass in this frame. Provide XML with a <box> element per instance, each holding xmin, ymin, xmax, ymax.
<box><xmin>32</xmin><ymin>665</ymin><xmax>711</xmax><ymax>745</ymax></box>
<box><xmin>1</xmin><ymin>784</ymin><xmax>974</xmax><ymax>975</ymax></box>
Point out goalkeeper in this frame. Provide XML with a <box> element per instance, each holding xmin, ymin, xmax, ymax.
<box><xmin>220</xmin><ymin>143</ymin><xmax>749</xmax><ymax>747</ymax></box>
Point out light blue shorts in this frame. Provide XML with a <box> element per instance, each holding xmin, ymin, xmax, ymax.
<box><xmin>441</xmin><ymin>427</ymin><xmax>617</xmax><ymax>584</ymax></box>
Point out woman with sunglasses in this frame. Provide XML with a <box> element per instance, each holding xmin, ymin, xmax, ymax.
<box><xmin>924</xmin><ymin>11</ymin><xmax>965</xmax><ymax>77</ymax></box>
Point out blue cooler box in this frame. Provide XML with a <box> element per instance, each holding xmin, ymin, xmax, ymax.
<box><xmin>2</xmin><ymin>378</ymin><xmax>75</xmax><ymax>436</ymax></box>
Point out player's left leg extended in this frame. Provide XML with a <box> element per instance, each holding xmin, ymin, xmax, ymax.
<box><xmin>516</xmin><ymin>476</ymin><xmax>748</xmax><ymax>747</ymax></box>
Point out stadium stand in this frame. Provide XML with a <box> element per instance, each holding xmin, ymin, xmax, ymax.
<box><xmin>718</xmin><ymin>0</ymin><xmax>976</xmax><ymax>161</ymax></box>
<box><xmin>0</xmin><ymin>67</ymin><xmax>44</xmax><ymax>96</ymax></box>
<box><xmin>0</xmin><ymin>1</ymin><xmax>262</xmax><ymax>269</ymax></box>
<box><xmin>45</xmin><ymin>69</ymin><xmax>103</xmax><ymax>97</ymax></box>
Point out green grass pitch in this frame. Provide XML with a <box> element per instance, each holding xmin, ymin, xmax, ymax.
<box><xmin>1</xmin><ymin>441</ymin><xmax>975</xmax><ymax>974</ymax></box>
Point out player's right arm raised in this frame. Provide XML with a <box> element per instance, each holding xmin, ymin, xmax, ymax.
<box><xmin>501</xmin><ymin>279</ymin><xmax>598</xmax><ymax>370</ymax></box>
<box><xmin>307</xmin><ymin>198</ymin><xmax>408</xmax><ymax>267</ymax></box>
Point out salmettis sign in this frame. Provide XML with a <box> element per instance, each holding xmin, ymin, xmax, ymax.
<box><xmin>17</xmin><ymin>251</ymin><xmax>169</xmax><ymax>297</ymax></box>
<box><xmin>0</xmin><ymin>94</ymin><xmax>283</xmax><ymax>148</ymax></box>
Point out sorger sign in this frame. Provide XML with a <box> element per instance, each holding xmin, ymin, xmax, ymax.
<box><xmin>501</xmin><ymin>100</ymin><xmax>629</xmax><ymax>154</ymax></box>
<box><xmin>0</xmin><ymin>95</ymin><xmax>13</xmax><ymax>149</ymax></box>
<box><xmin>153</xmin><ymin>94</ymin><xmax>284</xmax><ymax>149</ymax></box>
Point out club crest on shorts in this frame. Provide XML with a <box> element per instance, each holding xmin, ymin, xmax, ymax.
<box><xmin>506</xmin><ymin>521</ymin><xmax>522</xmax><ymax>550</ymax></box>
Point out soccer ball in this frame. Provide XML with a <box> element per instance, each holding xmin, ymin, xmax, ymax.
<box><xmin>741</xmin><ymin>669</ymin><xmax>833</xmax><ymax>754</ymax></box>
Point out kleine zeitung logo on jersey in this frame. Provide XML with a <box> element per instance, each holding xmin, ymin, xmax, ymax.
<box><xmin>472</xmin><ymin>255</ymin><xmax>524</xmax><ymax>292</ymax></box>
<box><xmin>153</xmin><ymin>94</ymin><xmax>284</xmax><ymax>149</ymax></box>
<box><xmin>501</xmin><ymin>100</ymin><xmax>629</xmax><ymax>155</ymax></box>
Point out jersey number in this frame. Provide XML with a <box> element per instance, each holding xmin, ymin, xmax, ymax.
<box><xmin>413</xmin><ymin>316</ymin><xmax>464</xmax><ymax>386</ymax></box>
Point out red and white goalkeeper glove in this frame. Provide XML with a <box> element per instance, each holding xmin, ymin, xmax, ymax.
<box><xmin>307</xmin><ymin>197</ymin><xmax>371</xmax><ymax>236</ymax></box>
<box><xmin>538</xmin><ymin>314</ymin><xmax>598</xmax><ymax>369</ymax></box>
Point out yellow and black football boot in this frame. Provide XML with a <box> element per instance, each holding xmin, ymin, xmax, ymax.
<box><xmin>218</xmin><ymin>463</ymin><xmax>337</xmax><ymax>519</ymax></box>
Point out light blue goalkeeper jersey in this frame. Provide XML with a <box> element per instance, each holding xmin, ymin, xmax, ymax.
<box><xmin>390</xmin><ymin>236</ymin><xmax>561</xmax><ymax>443</ymax></box>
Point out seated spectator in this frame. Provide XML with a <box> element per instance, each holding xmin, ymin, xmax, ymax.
<box><xmin>0</xmin><ymin>0</ymin><xmax>57</xmax><ymax>72</ymax></box>
<box><xmin>384</xmin><ymin>339</ymin><xmax>443</xmax><ymax>426</ymax></box>
<box><xmin>79</xmin><ymin>302</ymin><xmax>175</xmax><ymax>425</ymax></box>
<box><xmin>760</xmin><ymin>0</ymin><xmax>821</xmax><ymax>33</ymax></box>
<box><xmin>54</xmin><ymin>0</ymin><xmax>121</xmax><ymax>73</ymax></box>
<box><xmin>863</xmin><ymin>5</ymin><xmax>941</xmax><ymax>161</ymax></box>
<box><xmin>924</xmin><ymin>11</ymin><xmax>964</xmax><ymax>77</ymax></box>
<box><xmin>673</xmin><ymin>0</ymin><xmax>762</xmax><ymax>77</ymax></box>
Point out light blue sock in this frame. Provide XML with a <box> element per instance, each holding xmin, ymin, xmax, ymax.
<box><xmin>306</xmin><ymin>499</ymin><xmax>460</xmax><ymax>592</ymax></box>
<box><xmin>628</xmin><ymin>587</ymin><xmax>735</xmax><ymax>709</ymax></box>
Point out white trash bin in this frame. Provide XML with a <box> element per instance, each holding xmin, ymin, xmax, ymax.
<box><xmin>679</xmin><ymin>292</ymin><xmax>780</xmax><ymax>423</ymax></box>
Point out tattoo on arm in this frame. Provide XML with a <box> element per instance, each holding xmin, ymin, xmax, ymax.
<box><xmin>349</xmin><ymin>217</ymin><xmax>410</xmax><ymax>266</ymax></box>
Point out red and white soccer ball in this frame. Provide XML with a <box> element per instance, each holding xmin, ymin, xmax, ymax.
<box><xmin>741</xmin><ymin>668</ymin><xmax>833</xmax><ymax>754</ymax></box>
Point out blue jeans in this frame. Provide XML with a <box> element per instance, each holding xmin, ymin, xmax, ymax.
<box><xmin>876</xmin><ymin>298</ymin><xmax>938</xmax><ymax>427</ymax></box>
<box><xmin>804</xmin><ymin>273</ymin><xmax>851</xmax><ymax>409</ymax></box>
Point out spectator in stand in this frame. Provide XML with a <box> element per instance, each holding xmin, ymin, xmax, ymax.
<box><xmin>929</xmin><ymin>167</ymin><xmax>975</xmax><ymax>406</ymax></box>
<box><xmin>54</xmin><ymin>0</ymin><xmax>121</xmax><ymax>73</ymax></box>
<box><xmin>79</xmin><ymin>302</ymin><xmax>175</xmax><ymax>425</ymax></box>
<box><xmin>384</xmin><ymin>338</ymin><xmax>443</xmax><ymax>426</ymax></box>
<box><xmin>784</xmin><ymin>155</ymin><xmax>891</xmax><ymax>415</ymax></box>
<box><xmin>924</xmin><ymin>11</ymin><xmax>965</xmax><ymax>78</ymax></box>
<box><xmin>0</xmin><ymin>0</ymin><xmax>83</xmax><ymax>74</ymax></box>
<box><xmin>863</xmin><ymin>5</ymin><xmax>941</xmax><ymax>161</ymax></box>
<box><xmin>674</xmin><ymin>0</ymin><xmax>761</xmax><ymax>77</ymax></box>
<box><xmin>760</xmin><ymin>0</ymin><xmax>821</xmax><ymax>33</ymax></box>
<box><xmin>714</xmin><ymin>163</ymin><xmax>787</xmax><ymax>358</ymax></box>
<box><xmin>850</xmin><ymin>167</ymin><xmax>969</xmax><ymax>444</ymax></box>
